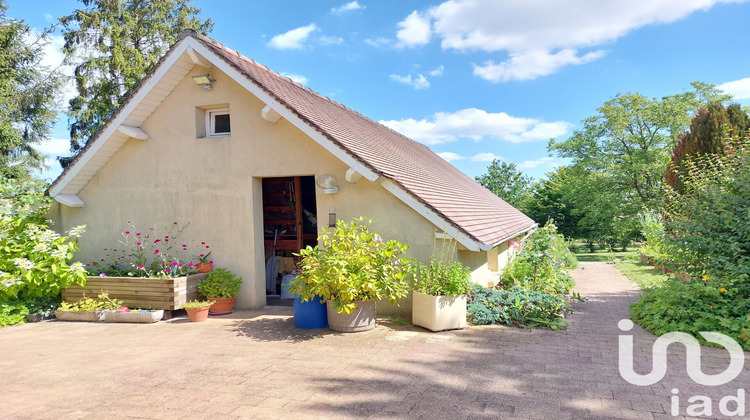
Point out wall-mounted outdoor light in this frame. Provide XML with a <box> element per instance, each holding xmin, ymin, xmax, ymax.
<box><xmin>316</xmin><ymin>174</ymin><xmax>339</xmax><ymax>194</ymax></box>
<box><xmin>192</xmin><ymin>74</ymin><xmax>213</xmax><ymax>90</ymax></box>
<box><xmin>328</xmin><ymin>207</ymin><xmax>336</xmax><ymax>227</ymax></box>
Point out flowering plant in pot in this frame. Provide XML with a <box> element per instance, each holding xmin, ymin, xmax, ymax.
<box><xmin>197</xmin><ymin>268</ymin><xmax>243</xmax><ymax>315</ymax></box>
<box><xmin>291</xmin><ymin>217</ymin><xmax>410</xmax><ymax>332</ymax></box>
<box><xmin>181</xmin><ymin>300</ymin><xmax>214</xmax><ymax>322</ymax></box>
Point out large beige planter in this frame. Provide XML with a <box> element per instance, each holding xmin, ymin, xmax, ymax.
<box><xmin>62</xmin><ymin>274</ymin><xmax>206</xmax><ymax>310</ymax></box>
<box><xmin>54</xmin><ymin>310</ymin><xmax>105</xmax><ymax>322</ymax></box>
<box><xmin>326</xmin><ymin>300</ymin><xmax>376</xmax><ymax>333</ymax></box>
<box><xmin>412</xmin><ymin>291</ymin><xmax>467</xmax><ymax>332</ymax></box>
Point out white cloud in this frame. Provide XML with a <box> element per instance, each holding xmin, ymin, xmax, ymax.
<box><xmin>518</xmin><ymin>156</ymin><xmax>556</xmax><ymax>170</ymax></box>
<box><xmin>32</xmin><ymin>32</ymin><xmax>75</xmax><ymax>109</ymax></box>
<box><xmin>364</xmin><ymin>37</ymin><xmax>392</xmax><ymax>48</ymax></box>
<box><xmin>268</xmin><ymin>24</ymin><xmax>319</xmax><ymax>50</ymax></box>
<box><xmin>380</xmin><ymin>108</ymin><xmax>570</xmax><ymax>145</ymax></box>
<box><xmin>396</xmin><ymin>11</ymin><xmax>432</xmax><ymax>48</ymax></box>
<box><xmin>319</xmin><ymin>35</ymin><xmax>344</xmax><ymax>46</ymax></box>
<box><xmin>389</xmin><ymin>73</ymin><xmax>430</xmax><ymax>89</ymax></box>
<box><xmin>437</xmin><ymin>152</ymin><xmax>466</xmax><ymax>162</ymax></box>
<box><xmin>397</xmin><ymin>0</ymin><xmax>742</xmax><ymax>81</ymax></box>
<box><xmin>473</xmin><ymin>49</ymin><xmax>606</xmax><ymax>82</ymax></box>
<box><xmin>429</xmin><ymin>65</ymin><xmax>445</xmax><ymax>77</ymax></box>
<box><xmin>717</xmin><ymin>77</ymin><xmax>750</xmax><ymax>100</ymax></box>
<box><xmin>281</xmin><ymin>72</ymin><xmax>309</xmax><ymax>85</ymax></box>
<box><xmin>471</xmin><ymin>152</ymin><xmax>503</xmax><ymax>162</ymax></box>
<box><xmin>331</xmin><ymin>1</ymin><xmax>366</xmax><ymax>14</ymax></box>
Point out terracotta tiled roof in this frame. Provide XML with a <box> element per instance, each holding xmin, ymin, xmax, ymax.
<box><xmin>191</xmin><ymin>32</ymin><xmax>536</xmax><ymax>247</ymax></box>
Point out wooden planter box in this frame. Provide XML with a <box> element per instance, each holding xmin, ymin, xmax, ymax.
<box><xmin>62</xmin><ymin>274</ymin><xmax>206</xmax><ymax>310</ymax></box>
<box><xmin>412</xmin><ymin>291</ymin><xmax>467</xmax><ymax>332</ymax></box>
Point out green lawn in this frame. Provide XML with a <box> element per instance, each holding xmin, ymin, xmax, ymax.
<box><xmin>574</xmin><ymin>246</ymin><xmax>640</xmax><ymax>262</ymax></box>
<box><xmin>613</xmin><ymin>260</ymin><xmax>670</xmax><ymax>290</ymax></box>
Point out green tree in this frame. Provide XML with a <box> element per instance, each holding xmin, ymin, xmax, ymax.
<box><xmin>475</xmin><ymin>160</ymin><xmax>533</xmax><ymax>209</ymax></box>
<box><xmin>0</xmin><ymin>0</ymin><xmax>61</xmax><ymax>179</ymax></box>
<box><xmin>524</xmin><ymin>167</ymin><xmax>582</xmax><ymax>239</ymax></box>
<box><xmin>666</xmin><ymin>102</ymin><xmax>750</xmax><ymax>194</ymax></box>
<box><xmin>549</xmin><ymin>82</ymin><xmax>729</xmax><ymax>212</ymax></box>
<box><xmin>60</xmin><ymin>0</ymin><xmax>213</xmax><ymax>154</ymax></box>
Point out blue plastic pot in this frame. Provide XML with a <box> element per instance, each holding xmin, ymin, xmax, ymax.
<box><xmin>293</xmin><ymin>295</ymin><xmax>328</xmax><ymax>329</ymax></box>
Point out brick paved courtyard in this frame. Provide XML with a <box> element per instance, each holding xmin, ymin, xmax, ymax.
<box><xmin>0</xmin><ymin>262</ymin><xmax>747</xmax><ymax>419</ymax></box>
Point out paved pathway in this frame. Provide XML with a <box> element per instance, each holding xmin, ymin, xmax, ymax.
<box><xmin>0</xmin><ymin>262</ymin><xmax>748</xmax><ymax>419</ymax></box>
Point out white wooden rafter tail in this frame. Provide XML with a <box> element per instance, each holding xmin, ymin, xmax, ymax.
<box><xmin>261</xmin><ymin>105</ymin><xmax>282</xmax><ymax>123</ymax></box>
<box><xmin>380</xmin><ymin>179</ymin><xmax>481</xmax><ymax>252</ymax></box>
<box><xmin>54</xmin><ymin>194</ymin><xmax>84</xmax><ymax>207</ymax></box>
<box><xmin>345</xmin><ymin>167</ymin><xmax>363</xmax><ymax>183</ymax></box>
<box><xmin>117</xmin><ymin>125</ymin><xmax>148</xmax><ymax>140</ymax></box>
<box><xmin>186</xmin><ymin>47</ymin><xmax>210</xmax><ymax>68</ymax></box>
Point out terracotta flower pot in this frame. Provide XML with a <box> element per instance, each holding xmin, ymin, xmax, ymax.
<box><xmin>185</xmin><ymin>306</ymin><xmax>210</xmax><ymax>322</ymax></box>
<box><xmin>196</xmin><ymin>262</ymin><xmax>212</xmax><ymax>273</ymax></box>
<box><xmin>207</xmin><ymin>297</ymin><xmax>236</xmax><ymax>315</ymax></box>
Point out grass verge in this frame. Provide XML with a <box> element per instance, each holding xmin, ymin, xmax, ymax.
<box><xmin>614</xmin><ymin>259</ymin><xmax>669</xmax><ymax>290</ymax></box>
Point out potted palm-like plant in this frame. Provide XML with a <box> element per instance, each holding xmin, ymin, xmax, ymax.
<box><xmin>197</xmin><ymin>268</ymin><xmax>243</xmax><ymax>315</ymax></box>
<box><xmin>291</xmin><ymin>217</ymin><xmax>410</xmax><ymax>333</ymax></box>
<box><xmin>182</xmin><ymin>300</ymin><xmax>214</xmax><ymax>322</ymax></box>
<box><xmin>410</xmin><ymin>245</ymin><xmax>473</xmax><ymax>331</ymax></box>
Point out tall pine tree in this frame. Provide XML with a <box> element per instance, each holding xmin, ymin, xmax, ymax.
<box><xmin>0</xmin><ymin>0</ymin><xmax>61</xmax><ymax>179</ymax></box>
<box><xmin>60</xmin><ymin>0</ymin><xmax>213</xmax><ymax>156</ymax></box>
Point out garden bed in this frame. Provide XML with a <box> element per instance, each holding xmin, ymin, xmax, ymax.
<box><xmin>62</xmin><ymin>274</ymin><xmax>206</xmax><ymax>310</ymax></box>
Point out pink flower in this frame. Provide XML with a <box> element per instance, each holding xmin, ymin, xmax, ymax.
<box><xmin>154</xmin><ymin>250</ymin><xmax>160</xmax><ymax>254</ymax></box>
<box><xmin>125</xmin><ymin>231</ymin><xmax>130</xmax><ymax>234</ymax></box>
<box><xmin>179</xmin><ymin>264</ymin><xmax>183</xmax><ymax>267</ymax></box>
<box><xmin>209</xmin><ymin>261</ymin><xmax>213</xmax><ymax>264</ymax></box>
<box><xmin>509</xmin><ymin>240</ymin><xmax>520</xmax><ymax>249</ymax></box>
<box><xmin>165</xmin><ymin>236</ymin><xmax>169</xmax><ymax>239</ymax></box>
<box><xmin>154</xmin><ymin>239</ymin><xmax>161</xmax><ymax>243</ymax></box>
<box><xmin>373</xmin><ymin>236</ymin><xmax>383</xmax><ymax>243</ymax></box>
<box><xmin>205</xmin><ymin>246</ymin><xmax>210</xmax><ymax>249</ymax></box>
<box><xmin>172</xmin><ymin>262</ymin><xmax>178</xmax><ymax>266</ymax></box>
<box><xmin>135</xmin><ymin>233</ymin><xmax>140</xmax><ymax>236</ymax></box>
<box><xmin>138</xmin><ymin>265</ymin><xmax>145</xmax><ymax>269</ymax></box>
<box><xmin>165</xmin><ymin>268</ymin><xmax>171</xmax><ymax>273</ymax></box>
<box><xmin>200</xmin><ymin>254</ymin><xmax>205</xmax><ymax>257</ymax></box>
<box><xmin>201</xmin><ymin>242</ymin><xmax>205</xmax><ymax>245</ymax></box>
<box><xmin>136</xmin><ymin>242</ymin><xmax>142</xmax><ymax>246</ymax></box>
<box><xmin>188</xmin><ymin>263</ymin><xmax>194</xmax><ymax>267</ymax></box>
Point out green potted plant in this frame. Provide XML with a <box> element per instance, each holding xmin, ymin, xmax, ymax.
<box><xmin>291</xmin><ymin>217</ymin><xmax>410</xmax><ymax>333</ymax></box>
<box><xmin>24</xmin><ymin>296</ymin><xmax>60</xmax><ymax>322</ymax></box>
<box><xmin>197</xmin><ymin>268</ymin><xmax>243</xmax><ymax>315</ymax></box>
<box><xmin>181</xmin><ymin>300</ymin><xmax>214</xmax><ymax>322</ymax></box>
<box><xmin>410</xmin><ymin>257</ymin><xmax>472</xmax><ymax>331</ymax></box>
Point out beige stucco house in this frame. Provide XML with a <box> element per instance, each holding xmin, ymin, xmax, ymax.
<box><xmin>48</xmin><ymin>31</ymin><xmax>536</xmax><ymax>313</ymax></box>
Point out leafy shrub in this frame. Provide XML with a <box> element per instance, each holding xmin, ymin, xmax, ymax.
<box><xmin>292</xmin><ymin>217</ymin><xmax>410</xmax><ymax>314</ymax></box>
<box><xmin>198</xmin><ymin>268</ymin><xmax>243</xmax><ymax>298</ymax></box>
<box><xmin>0</xmin><ymin>179</ymin><xmax>87</xmax><ymax>322</ymax></box>
<box><xmin>0</xmin><ymin>301</ymin><xmax>27</xmax><ymax>327</ymax></box>
<box><xmin>24</xmin><ymin>295</ymin><xmax>61</xmax><ymax>317</ymax></box>
<box><xmin>631</xmin><ymin>278</ymin><xmax>749</xmax><ymax>350</ymax></box>
<box><xmin>467</xmin><ymin>284</ymin><xmax>569</xmax><ymax>330</ymax></box>
<box><xmin>502</xmin><ymin>222</ymin><xmax>576</xmax><ymax>295</ymax></box>
<box><xmin>59</xmin><ymin>292</ymin><xmax>122</xmax><ymax>311</ymax></box>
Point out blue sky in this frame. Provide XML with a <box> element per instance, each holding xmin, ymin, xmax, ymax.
<box><xmin>7</xmin><ymin>0</ymin><xmax>750</xmax><ymax>182</ymax></box>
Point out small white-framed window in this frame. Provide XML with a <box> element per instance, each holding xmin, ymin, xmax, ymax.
<box><xmin>206</xmin><ymin>108</ymin><xmax>231</xmax><ymax>137</ymax></box>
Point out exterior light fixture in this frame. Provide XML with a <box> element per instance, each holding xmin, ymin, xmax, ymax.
<box><xmin>192</xmin><ymin>74</ymin><xmax>212</xmax><ymax>90</ymax></box>
<box><xmin>316</xmin><ymin>174</ymin><xmax>339</xmax><ymax>194</ymax></box>
<box><xmin>328</xmin><ymin>207</ymin><xmax>336</xmax><ymax>227</ymax></box>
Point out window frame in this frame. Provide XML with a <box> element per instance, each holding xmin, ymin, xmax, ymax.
<box><xmin>205</xmin><ymin>108</ymin><xmax>231</xmax><ymax>137</ymax></box>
